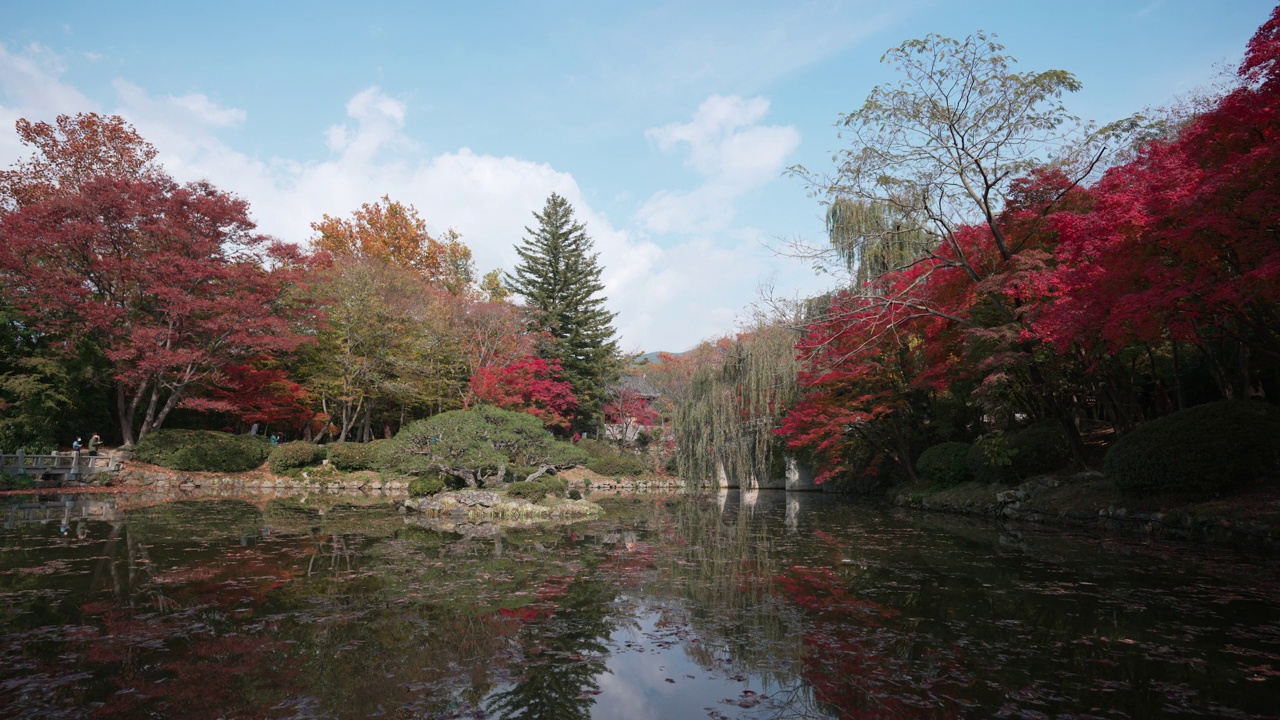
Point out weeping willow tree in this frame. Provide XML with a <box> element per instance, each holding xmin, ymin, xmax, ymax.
<box><xmin>826</xmin><ymin>196</ymin><xmax>934</xmax><ymax>290</ymax></box>
<box><xmin>676</xmin><ymin>324</ymin><xmax>801</xmax><ymax>489</ymax></box>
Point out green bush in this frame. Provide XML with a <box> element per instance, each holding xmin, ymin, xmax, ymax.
<box><xmin>916</xmin><ymin>442</ymin><xmax>973</xmax><ymax>487</ymax></box>
<box><xmin>135</xmin><ymin>429</ymin><xmax>270</xmax><ymax>473</ymax></box>
<box><xmin>327</xmin><ymin>440</ymin><xmax>390</xmax><ymax>471</ymax></box>
<box><xmin>507</xmin><ymin>465</ymin><xmax>540</xmax><ymax>482</ymax></box>
<box><xmin>1010</xmin><ymin>422</ymin><xmax>1072</xmax><ymax>478</ymax></box>
<box><xmin>587</xmin><ymin>453</ymin><xmax>647</xmax><ymax>477</ymax></box>
<box><xmin>268</xmin><ymin>441</ymin><xmax>326</xmax><ymax>474</ymax></box>
<box><xmin>1</xmin><ymin>471</ymin><xmax>35</xmax><ymax>490</ymax></box>
<box><xmin>576</xmin><ymin>438</ymin><xmax>615</xmax><ymax>459</ymax></box>
<box><xmin>1105</xmin><ymin>400</ymin><xmax>1280</xmax><ymax>496</ymax></box>
<box><xmin>506</xmin><ymin>480</ymin><xmax>549</xmax><ymax>502</ymax></box>
<box><xmin>968</xmin><ymin>422</ymin><xmax>1071</xmax><ymax>485</ymax></box>
<box><xmin>384</xmin><ymin>407</ymin><xmax>588</xmax><ymax>485</ymax></box>
<box><xmin>407</xmin><ymin>474</ymin><xmax>446</xmax><ymax>497</ymax></box>
<box><xmin>539</xmin><ymin>476</ymin><xmax>568</xmax><ymax>496</ymax></box>
<box><xmin>504</xmin><ymin>476</ymin><xmax>569</xmax><ymax>502</ymax></box>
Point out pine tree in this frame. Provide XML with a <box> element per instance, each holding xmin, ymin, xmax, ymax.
<box><xmin>505</xmin><ymin>193</ymin><xmax>619</xmax><ymax>427</ymax></box>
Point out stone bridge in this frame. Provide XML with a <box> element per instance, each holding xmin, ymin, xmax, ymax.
<box><xmin>1</xmin><ymin>449</ymin><xmax>123</xmax><ymax>480</ymax></box>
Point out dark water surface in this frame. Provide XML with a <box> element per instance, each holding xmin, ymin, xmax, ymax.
<box><xmin>1</xmin><ymin>490</ymin><xmax>1277</xmax><ymax>719</ymax></box>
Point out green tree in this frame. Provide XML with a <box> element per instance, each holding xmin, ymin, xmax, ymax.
<box><xmin>504</xmin><ymin>194</ymin><xmax>619</xmax><ymax>427</ymax></box>
<box><xmin>385</xmin><ymin>406</ymin><xmax>588</xmax><ymax>488</ymax></box>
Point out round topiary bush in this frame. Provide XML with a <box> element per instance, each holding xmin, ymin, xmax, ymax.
<box><xmin>967</xmin><ymin>436</ymin><xmax>1017</xmax><ymax>485</ymax></box>
<box><xmin>538</xmin><ymin>476</ymin><xmax>568</xmax><ymax>496</ymax></box>
<box><xmin>916</xmin><ymin>442</ymin><xmax>973</xmax><ymax>487</ymax></box>
<box><xmin>1105</xmin><ymin>400</ymin><xmax>1280</xmax><ymax>496</ymax></box>
<box><xmin>268</xmin><ymin>441</ymin><xmax>326</xmax><ymax>474</ymax></box>
<box><xmin>967</xmin><ymin>422</ymin><xmax>1072</xmax><ymax>485</ymax></box>
<box><xmin>407</xmin><ymin>474</ymin><xmax>446</xmax><ymax>497</ymax></box>
<box><xmin>587</xmin><ymin>453</ymin><xmax>647</xmax><ymax>477</ymax></box>
<box><xmin>506</xmin><ymin>480</ymin><xmax>550</xmax><ymax>502</ymax></box>
<box><xmin>1008</xmin><ymin>421</ymin><xmax>1072</xmax><ymax>479</ymax></box>
<box><xmin>135</xmin><ymin>430</ymin><xmax>270</xmax><ymax>473</ymax></box>
<box><xmin>327</xmin><ymin>440</ymin><xmax>391</xmax><ymax>471</ymax></box>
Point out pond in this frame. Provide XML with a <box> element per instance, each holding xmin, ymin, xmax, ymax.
<box><xmin>1</xmin><ymin>489</ymin><xmax>1277</xmax><ymax>719</ymax></box>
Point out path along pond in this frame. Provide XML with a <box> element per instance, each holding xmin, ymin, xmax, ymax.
<box><xmin>1</xmin><ymin>489</ymin><xmax>1277</xmax><ymax>719</ymax></box>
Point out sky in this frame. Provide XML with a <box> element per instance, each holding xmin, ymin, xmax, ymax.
<box><xmin>1</xmin><ymin>0</ymin><xmax>1274</xmax><ymax>353</ymax></box>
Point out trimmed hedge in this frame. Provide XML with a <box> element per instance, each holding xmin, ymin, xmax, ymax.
<box><xmin>968</xmin><ymin>422</ymin><xmax>1072</xmax><ymax>485</ymax></box>
<box><xmin>505</xmin><ymin>476</ymin><xmax>570</xmax><ymax>502</ymax></box>
<box><xmin>268</xmin><ymin>441</ymin><xmax>326</xmax><ymax>474</ymax></box>
<box><xmin>916</xmin><ymin>442</ymin><xmax>972</xmax><ymax>487</ymax></box>
<box><xmin>327</xmin><ymin>440</ymin><xmax>390</xmax><ymax>471</ymax></box>
<box><xmin>135</xmin><ymin>430</ymin><xmax>270</xmax><ymax>473</ymax></box>
<box><xmin>587</xmin><ymin>453</ymin><xmax>647</xmax><ymax>477</ymax></box>
<box><xmin>1105</xmin><ymin>400</ymin><xmax>1280</xmax><ymax>496</ymax></box>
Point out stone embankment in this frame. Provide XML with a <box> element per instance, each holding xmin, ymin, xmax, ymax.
<box><xmin>892</xmin><ymin>472</ymin><xmax>1278</xmax><ymax>549</ymax></box>
<box><xmin>567</xmin><ymin>476</ymin><xmax>682</xmax><ymax>491</ymax></box>
<box><xmin>401</xmin><ymin>489</ymin><xmax>603</xmax><ymax>522</ymax></box>
<box><xmin>118</xmin><ymin>468</ymin><xmax>408</xmax><ymax>495</ymax></box>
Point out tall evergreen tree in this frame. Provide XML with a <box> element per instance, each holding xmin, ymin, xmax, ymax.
<box><xmin>505</xmin><ymin>193</ymin><xmax>619</xmax><ymax>427</ymax></box>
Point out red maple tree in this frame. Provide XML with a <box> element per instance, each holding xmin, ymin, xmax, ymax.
<box><xmin>469</xmin><ymin>356</ymin><xmax>578</xmax><ymax>432</ymax></box>
<box><xmin>0</xmin><ymin>176</ymin><xmax>312</xmax><ymax>445</ymax></box>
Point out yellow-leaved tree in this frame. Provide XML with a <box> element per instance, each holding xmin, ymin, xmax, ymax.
<box><xmin>310</xmin><ymin>196</ymin><xmax>474</xmax><ymax>294</ymax></box>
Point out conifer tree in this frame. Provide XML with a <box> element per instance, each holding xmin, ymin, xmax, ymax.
<box><xmin>505</xmin><ymin>193</ymin><xmax>619</xmax><ymax>427</ymax></box>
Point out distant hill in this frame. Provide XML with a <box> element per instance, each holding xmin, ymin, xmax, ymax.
<box><xmin>635</xmin><ymin>351</ymin><xmax>680</xmax><ymax>364</ymax></box>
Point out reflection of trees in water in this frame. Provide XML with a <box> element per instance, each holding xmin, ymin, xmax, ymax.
<box><xmin>485</xmin><ymin>574</ymin><xmax>619</xmax><ymax>720</ymax></box>
<box><xmin>647</xmin><ymin>496</ymin><xmax>809</xmax><ymax>692</ymax></box>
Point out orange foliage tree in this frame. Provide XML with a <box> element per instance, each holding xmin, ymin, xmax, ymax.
<box><xmin>310</xmin><ymin>196</ymin><xmax>474</xmax><ymax>294</ymax></box>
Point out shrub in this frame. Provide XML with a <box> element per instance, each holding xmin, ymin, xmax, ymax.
<box><xmin>1009</xmin><ymin>422</ymin><xmax>1072</xmax><ymax>479</ymax></box>
<box><xmin>327</xmin><ymin>440</ymin><xmax>390</xmax><ymax>471</ymax></box>
<box><xmin>504</xmin><ymin>476</ymin><xmax>569</xmax><ymax>502</ymax></box>
<box><xmin>587</xmin><ymin>453</ymin><xmax>647</xmax><ymax>477</ymax></box>
<box><xmin>968</xmin><ymin>422</ymin><xmax>1071</xmax><ymax>485</ymax></box>
<box><xmin>268</xmin><ymin>441</ymin><xmax>326</xmax><ymax>474</ymax></box>
<box><xmin>968</xmin><ymin>436</ymin><xmax>1016</xmax><ymax>484</ymax></box>
<box><xmin>506</xmin><ymin>480</ymin><xmax>549</xmax><ymax>502</ymax></box>
<box><xmin>568</xmin><ymin>489</ymin><xmax>582</xmax><ymax>501</ymax></box>
<box><xmin>1</xmin><ymin>471</ymin><xmax>35</xmax><ymax>490</ymax></box>
<box><xmin>385</xmin><ymin>407</ymin><xmax>588</xmax><ymax>486</ymax></box>
<box><xmin>539</xmin><ymin>476</ymin><xmax>568</xmax><ymax>497</ymax></box>
<box><xmin>916</xmin><ymin>442</ymin><xmax>972</xmax><ymax>487</ymax></box>
<box><xmin>135</xmin><ymin>430</ymin><xmax>270</xmax><ymax>472</ymax></box>
<box><xmin>1105</xmin><ymin>400</ymin><xmax>1280</xmax><ymax>496</ymax></box>
<box><xmin>576</xmin><ymin>438</ymin><xmax>615</xmax><ymax>459</ymax></box>
<box><xmin>507</xmin><ymin>465</ymin><xmax>540</xmax><ymax>482</ymax></box>
<box><xmin>407</xmin><ymin>474</ymin><xmax>446</xmax><ymax>497</ymax></box>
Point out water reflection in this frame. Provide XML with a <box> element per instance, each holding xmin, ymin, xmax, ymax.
<box><xmin>0</xmin><ymin>490</ymin><xmax>1276</xmax><ymax>718</ymax></box>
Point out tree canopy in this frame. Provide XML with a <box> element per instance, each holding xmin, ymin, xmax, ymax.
<box><xmin>385</xmin><ymin>406</ymin><xmax>588</xmax><ymax>488</ymax></box>
<box><xmin>504</xmin><ymin>193</ymin><xmax>619</xmax><ymax>427</ymax></box>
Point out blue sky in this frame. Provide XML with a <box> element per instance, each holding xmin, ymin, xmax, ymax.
<box><xmin>1</xmin><ymin>0</ymin><xmax>1273</xmax><ymax>352</ymax></box>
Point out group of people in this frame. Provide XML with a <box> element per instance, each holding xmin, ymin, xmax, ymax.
<box><xmin>71</xmin><ymin>433</ymin><xmax>101</xmax><ymax>456</ymax></box>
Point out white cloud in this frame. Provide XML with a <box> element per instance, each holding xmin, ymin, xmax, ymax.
<box><xmin>638</xmin><ymin>95</ymin><xmax>800</xmax><ymax>235</ymax></box>
<box><xmin>0</xmin><ymin>44</ymin><xmax>813</xmax><ymax>351</ymax></box>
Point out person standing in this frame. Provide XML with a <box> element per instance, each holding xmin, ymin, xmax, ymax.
<box><xmin>88</xmin><ymin>433</ymin><xmax>101</xmax><ymax>456</ymax></box>
<box><xmin>72</xmin><ymin>437</ymin><xmax>82</xmax><ymax>455</ymax></box>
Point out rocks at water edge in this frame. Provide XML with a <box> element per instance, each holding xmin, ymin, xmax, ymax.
<box><xmin>400</xmin><ymin>489</ymin><xmax>603</xmax><ymax>521</ymax></box>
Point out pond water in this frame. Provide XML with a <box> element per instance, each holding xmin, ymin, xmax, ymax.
<box><xmin>1</xmin><ymin>490</ymin><xmax>1277</xmax><ymax>719</ymax></box>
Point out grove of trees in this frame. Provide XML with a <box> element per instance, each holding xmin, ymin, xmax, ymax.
<box><xmin>675</xmin><ymin>8</ymin><xmax>1280</xmax><ymax>493</ymax></box>
<box><xmin>0</xmin><ymin>115</ymin><xmax>622</xmax><ymax>453</ymax></box>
